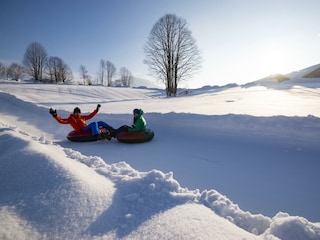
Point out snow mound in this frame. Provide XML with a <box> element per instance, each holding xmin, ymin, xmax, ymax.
<box><xmin>0</xmin><ymin>128</ymin><xmax>115</xmax><ymax>239</ymax></box>
<box><xmin>268</xmin><ymin>212</ymin><xmax>320</xmax><ymax>240</ymax></box>
<box><xmin>1</xmin><ymin>127</ymin><xmax>320</xmax><ymax>239</ymax></box>
<box><xmin>128</xmin><ymin>203</ymin><xmax>259</xmax><ymax>240</ymax></box>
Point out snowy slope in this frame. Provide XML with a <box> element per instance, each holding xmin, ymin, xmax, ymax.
<box><xmin>245</xmin><ymin>63</ymin><xmax>320</xmax><ymax>88</ymax></box>
<box><xmin>0</xmin><ymin>79</ymin><xmax>320</xmax><ymax>239</ymax></box>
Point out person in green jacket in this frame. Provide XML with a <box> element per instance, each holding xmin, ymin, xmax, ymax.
<box><xmin>129</xmin><ymin>108</ymin><xmax>146</xmax><ymax>132</ymax></box>
<box><xmin>111</xmin><ymin>108</ymin><xmax>146</xmax><ymax>137</ymax></box>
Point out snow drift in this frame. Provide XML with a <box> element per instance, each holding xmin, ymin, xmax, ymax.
<box><xmin>1</xmin><ymin>127</ymin><xmax>320</xmax><ymax>239</ymax></box>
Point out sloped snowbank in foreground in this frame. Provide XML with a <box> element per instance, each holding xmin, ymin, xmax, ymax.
<box><xmin>1</xmin><ymin>127</ymin><xmax>320</xmax><ymax>240</ymax></box>
<box><xmin>0</xmin><ymin>127</ymin><xmax>115</xmax><ymax>239</ymax></box>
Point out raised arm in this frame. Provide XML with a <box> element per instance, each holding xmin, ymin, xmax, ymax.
<box><xmin>49</xmin><ymin>108</ymin><xmax>70</xmax><ymax>124</ymax></box>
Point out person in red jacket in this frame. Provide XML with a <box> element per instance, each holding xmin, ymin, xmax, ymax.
<box><xmin>49</xmin><ymin>104</ymin><xmax>113</xmax><ymax>140</ymax></box>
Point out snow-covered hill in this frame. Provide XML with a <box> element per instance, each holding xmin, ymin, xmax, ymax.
<box><xmin>0</xmin><ymin>79</ymin><xmax>320</xmax><ymax>239</ymax></box>
<box><xmin>244</xmin><ymin>63</ymin><xmax>320</xmax><ymax>88</ymax></box>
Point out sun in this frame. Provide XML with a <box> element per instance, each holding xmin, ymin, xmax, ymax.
<box><xmin>258</xmin><ymin>45</ymin><xmax>291</xmax><ymax>76</ymax></box>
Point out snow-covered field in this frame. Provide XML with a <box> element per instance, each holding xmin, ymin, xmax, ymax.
<box><xmin>0</xmin><ymin>76</ymin><xmax>320</xmax><ymax>239</ymax></box>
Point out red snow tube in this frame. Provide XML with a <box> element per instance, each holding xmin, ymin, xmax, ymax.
<box><xmin>67</xmin><ymin>128</ymin><xmax>109</xmax><ymax>142</ymax></box>
<box><xmin>67</xmin><ymin>129</ymin><xmax>98</xmax><ymax>142</ymax></box>
<box><xmin>117</xmin><ymin>129</ymin><xmax>154</xmax><ymax>143</ymax></box>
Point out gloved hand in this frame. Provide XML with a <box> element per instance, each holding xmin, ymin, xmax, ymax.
<box><xmin>49</xmin><ymin>108</ymin><xmax>57</xmax><ymax>117</ymax></box>
<box><xmin>96</xmin><ymin>104</ymin><xmax>101</xmax><ymax>111</ymax></box>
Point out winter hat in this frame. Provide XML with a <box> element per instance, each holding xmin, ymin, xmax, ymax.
<box><xmin>133</xmin><ymin>108</ymin><xmax>139</xmax><ymax>114</ymax></box>
<box><xmin>73</xmin><ymin>107</ymin><xmax>81</xmax><ymax>114</ymax></box>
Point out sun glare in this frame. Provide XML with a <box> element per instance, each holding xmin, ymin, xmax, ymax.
<box><xmin>258</xmin><ymin>45</ymin><xmax>291</xmax><ymax>76</ymax></box>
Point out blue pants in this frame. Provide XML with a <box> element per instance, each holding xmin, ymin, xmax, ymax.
<box><xmin>83</xmin><ymin>121</ymin><xmax>113</xmax><ymax>136</ymax></box>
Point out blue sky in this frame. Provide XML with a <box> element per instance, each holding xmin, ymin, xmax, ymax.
<box><xmin>1</xmin><ymin>0</ymin><xmax>320</xmax><ymax>88</ymax></box>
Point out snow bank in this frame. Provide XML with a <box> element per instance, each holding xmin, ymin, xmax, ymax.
<box><xmin>1</xmin><ymin>127</ymin><xmax>320</xmax><ymax>239</ymax></box>
<box><xmin>0</xmin><ymin>128</ymin><xmax>115</xmax><ymax>239</ymax></box>
<box><xmin>267</xmin><ymin>212</ymin><xmax>320</xmax><ymax>240</ymax></box>
<box><xmin>127</xmin><ymin>204</ymin><xmax>259</xmax><ymax>240</ymax></box>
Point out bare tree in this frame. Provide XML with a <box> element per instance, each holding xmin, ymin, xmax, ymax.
<box><xmin>23</xmin><ymin>42</ymin><xmax>48</xmax><ymax>81</ymax></box>
<box><xmin>8</xmin><ymin>63</ymin><xmax>25</xmax><ymax>81</ymax></box>
<box><xmin>144</xmin><ymin>14</ymin><xmax>202</xmax><ymax>96</ymax></box>
<box><xmin>97</xmin><ymin>59</ymin><xmax>106</xmax><ymax>85</ymax></box>
<box><xmin>120</xmin><ymin>67</ymin><xmax>132</xmax><ymax>87</ymax></box>
<box><xmin>47</xmin><ymin>57</ymin><xmax>56</xmax><ymax>81</ymax></box>
<box><xmin>79</xmin><ymin>65</ymin><xmax>92</xmax><ymax>85</ymax></box>
<box><xmin>0</xmin><ymin>61</ymin><xmax>8</xmax><ymax>79</ymax></box>
<box><xmin>47</xmin><ymin>57</ymin><xmax>73</xmax><ymax>83</ymax></box>
<box><xmin>106</xmin><ymin>60</ymin><xmax>116</xmax><ymax>86</ymax></box>
<box><xmin>59</xmin><ymin>62</ymin><xmax>73</xmax><ymax>83</ymax></box>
